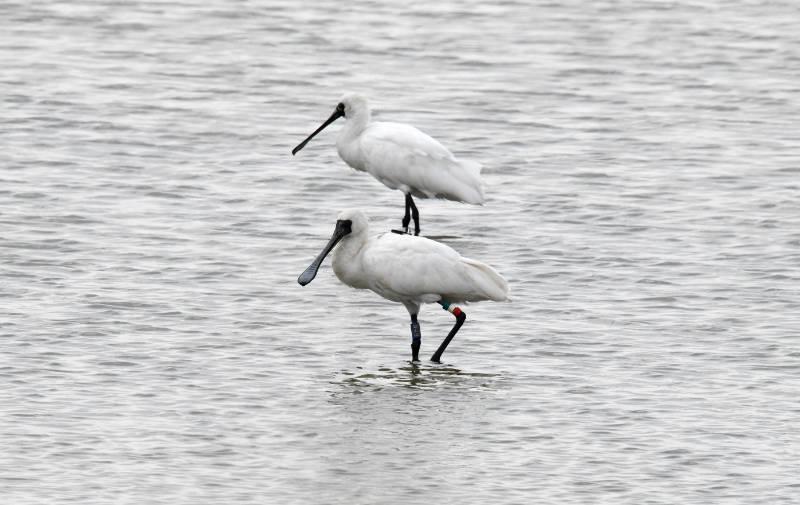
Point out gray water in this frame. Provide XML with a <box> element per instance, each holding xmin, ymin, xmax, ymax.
<box><xmin>2</xmin><ymin>1</ymin><xmax>799</xmax><ymax>503</ymax></box>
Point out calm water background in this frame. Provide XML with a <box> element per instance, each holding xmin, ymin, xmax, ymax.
<box><xmin>2</xmin><ymin>1</ymin><xmax>799</xmax><ymax>503</ymax></box>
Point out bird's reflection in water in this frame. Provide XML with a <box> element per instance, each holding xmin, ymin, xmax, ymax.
<box><xmin>331</xmin><ymin>362</ymin><xmax>501</xmax><ymax>394</ymax></box>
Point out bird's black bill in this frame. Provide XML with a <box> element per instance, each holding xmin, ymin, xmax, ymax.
<box><xmin>291</xmin><ymin>107</ymin><xmax>344</xmax><ymax>155</ymax></box>
<box><xmin>297</xmin><ymin>219</ymin><xmax>352</xmax><ymax>286</ymax></box>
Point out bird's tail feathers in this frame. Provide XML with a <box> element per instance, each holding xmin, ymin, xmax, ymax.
<box><xmin>456</xmin><ymin>159</ymin><xmax>485</xmax><ymax>204</ymax></box>
<box><xmin>462</xmin><ymin>258</ymin><xmax>509</xmax><ymax>301</ymax></box>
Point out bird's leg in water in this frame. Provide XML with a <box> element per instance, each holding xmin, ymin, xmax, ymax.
<box><xmin>408</xmin><ymin>194</ymin><xmax>420</xmax><ymax>236</ymax></box>
<box><xmin>410</xmin><ymin>313</ymin><xmax>421</xmax><ymax>362</ymax></box>
<box><xmin>430</xmin><ymin>301</ymin><xmax>465</xmax><ymax>362</ymax></box>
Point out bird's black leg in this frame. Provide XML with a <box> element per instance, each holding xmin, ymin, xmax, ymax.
<box><xmin>393</xmin><ymin>193</ymin><xmax>412</xmax><ymax>235</ymax></box>
<box><xmin>430</xmin><ymin>301</ymin><xmax>466</xmax><ymax>363</ymax></box>
<box><xmin>410</xmin><ymin>313</ymin><xmax>421</xmax><ymax>362</ymax></box>
<box><xmin>402</xmin><ymin>193</ymin><xmax>412</xmax><ymax>234</ymax></box>
<box><xmin>408</xmin><ymin>194</ymin><xmax>420</xmax><ymax>236</ymax></box>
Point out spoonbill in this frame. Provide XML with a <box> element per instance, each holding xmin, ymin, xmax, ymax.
<box><xmin>291</xmin><ymin>94</ymin><xmax>485</xmax><ymax>236</ymax></box>
<box><xmin>297</xmin><ymin>209</ymin><xmax>509</xmax><ymax>362</ymax></box>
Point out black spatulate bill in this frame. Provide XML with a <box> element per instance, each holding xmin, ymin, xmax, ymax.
<box><xmin>297</xmin><ymin>219</ymin><xmax>352</xmax><ymax>286</ymax></box>
<box><xmin>292</xmin><ymin>103</ymin><xmax>345</xmax><ymax>155</ymax></box>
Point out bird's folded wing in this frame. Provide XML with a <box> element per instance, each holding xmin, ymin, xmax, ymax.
<box><xmin>362</xmin><ymin>235</ymin><xmax>501</xmax><ymax>302</ymax></box>
<box><xmin>361</xmin><ymin>122</ymin><xmax>484</xmax><ymax>204</ymax></box>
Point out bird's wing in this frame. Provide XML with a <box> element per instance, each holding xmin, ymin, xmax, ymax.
<box><xmin>362</xmin><ymin>234</ymin><xmax>504</xmax><ymax>303</ymax></box>
<box><xmin>359</xmin><ymin>122</ymin><xmax>484</xmax><ymax>204</ymax></box>
<box><xmin>362</xmin><ymin>234</ymin><xmax>458</xmax><ymax>300</ymax></box>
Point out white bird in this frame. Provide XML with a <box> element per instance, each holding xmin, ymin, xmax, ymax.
<box><xmin>298</xmin><ymin>209</ymin><xmax>509</xmax><ymax>362</ymax></box>
<box><xmin>292</xmin><ymin>94</ymin><xmax>485</xmax><ymax>236</ymax></box>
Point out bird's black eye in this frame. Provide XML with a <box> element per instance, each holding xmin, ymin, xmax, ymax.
<box><xmin>336</xmin><ymin>102</ymin><xmax>345</xmax><ymax>116</ymax></box>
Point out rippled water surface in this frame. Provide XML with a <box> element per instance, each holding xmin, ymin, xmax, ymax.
<box><xmin>2</xmin><ymin>1</ymin><xmax>799</xmax><ymax>503</ymax></box>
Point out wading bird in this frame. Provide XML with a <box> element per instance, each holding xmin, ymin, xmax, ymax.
<box><xmin>292</xmin><ymin>94</ymin><xmax>484</xmax><ymax>236</ymax></box>
<box><xmin>297</xmin><ymin>209</ymin><xmax>509</xmax><ymax>362</ymax></box>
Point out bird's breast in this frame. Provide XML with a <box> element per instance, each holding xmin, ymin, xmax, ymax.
<box><xmin>336</xmin><ymin>137</ymin><xmax>367</xmax><ymax>172</ymax></box>
<box><xmin>332</xmin><ymin>244</ymin><xmax>370</xmax><ymax>290</ymax></box>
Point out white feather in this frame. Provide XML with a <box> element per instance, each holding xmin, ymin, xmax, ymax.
<box><xmin>333</xmin><ymin>94</ymin><xmax>485</xmax><ymax>205</ymax></box>
<box><xmin>331</xmin><ymin>210</ymin><xmax>509</xmax><ymax>313</ymax></box>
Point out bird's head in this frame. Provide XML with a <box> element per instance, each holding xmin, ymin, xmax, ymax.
<box><xmin>291</xmin><ymin>93</ymin><xmax>370</xmax><ymax>155</ymax></box>
<box><xmin>337</xmin><ymin>93</ymin><xmax>370</xmax><ymax>122</ymax></box>
<box><xmin>297</xmin><ymin>209</ymin><xmax>369</xmax><ymax>286</ymax></box>
<box><xmin>335</xmin><ymin>208</ymin><xmax>369</xmax><ymax>236</ymax></box>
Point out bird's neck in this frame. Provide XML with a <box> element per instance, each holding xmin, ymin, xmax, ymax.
<box><xmin>340</xmin><ymin>110</ymin><xmax>370</xmax><ymax>140</ymax></box>
<box><xmin>336</xmin><ymin>114</ymin><xmax>370</xmax><ymax>170</ymax></box>
<box><xmin>332</xmin><ymin>232</ymin><xmax>370</xmax><ymax>287</ymax></box>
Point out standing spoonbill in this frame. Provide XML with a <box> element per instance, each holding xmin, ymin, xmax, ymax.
<box><xmin>297</xmin><ymin>209</ymin><xmax>509</xmax><ymax>362</ymax></box>
<box><xmin>291</xmin><ymin>94</ymin><xmax>485</xmax><ymax>236</ymax></box>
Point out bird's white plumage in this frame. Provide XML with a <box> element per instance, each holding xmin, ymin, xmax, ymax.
<box><xmin>334</xmin><ymin>94</ymin><xmax>485</xmax><ymax>205</ymax></box>
<box><xmin>330</xmin><ymin>209</ymin><xmax>508</xmax><ymax>314</ymax></box>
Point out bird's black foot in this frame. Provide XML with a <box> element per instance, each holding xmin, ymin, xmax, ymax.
<box><xmin>391</xmin><ymin>228</ymin><xmax>412</xmax><ymax>235</ymax></box>
<box><xmin>430</xmin><ymin>303</ymin><xmax>466</xmax><ymax>362</ymax></box>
